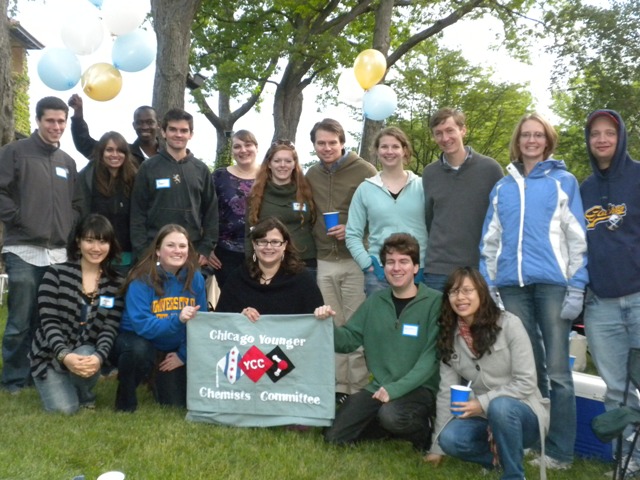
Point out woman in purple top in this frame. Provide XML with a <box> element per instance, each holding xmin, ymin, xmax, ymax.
<box><xmin>210</xmin><ymin>130</ymin><xmax>260</xmax><ymax>287</ymax></box>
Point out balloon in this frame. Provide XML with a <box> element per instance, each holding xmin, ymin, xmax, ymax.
<box><xmin>112</xmin><ymin>29</ymin><xmax>156</xmax><ymax>72</ymax></box>
<box><xmin>81</xmin><ymin>63</ymin><xmax>123</xmax><ymax>101</ymax></box>
<box><xmin>61</xmin><ymin>3</ymin><xmax>104</xmax><ymax>55</ymax></box>
<box><xmin>101</xmin><ymin>0</ymin><xmax>149</xmax><ymax>36</ymax></box>
<box><xmin>88</xmin><ymin>0</ymin><xmax>103</xmax><ymax>7</ymax></box>
<box><xmin>337</xmin><ymin>69</ymin><xmax>364</xmax><ymax>104</ymax></box>
<box><xmin>362</xmin><ymin>84</ymin><xmax>397</xmax><ymax>121</ymax></box>
<box><xmin>37</xmin><ymin>48</ymin><xmax>81</xmax><ymax>91</ymax></box>
<box><xmin>353</xmin><ymin>49</ymin><xmax>386</xmax><ymax>90</ymax></box>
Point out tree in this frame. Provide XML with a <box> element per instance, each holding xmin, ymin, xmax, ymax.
<box><xmin>0</xmin><ymin>0</ymin><xmax>14</xmax><ymax>146</ymax></box>
<box><xmin>387</xmin><ymin>40</ymin><xmax>533</xmax><ymax>173</ymax></box>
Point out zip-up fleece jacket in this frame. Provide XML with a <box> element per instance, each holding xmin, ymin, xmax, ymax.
<box><xmin>480</xmin><ymin>159</ymin><xmax>588</xmax><ymax>289</ymax></box>
<box><xmin>0</xmin><ymin>131</ymin><xmax>77</xmax><ymax>248</ymax></box>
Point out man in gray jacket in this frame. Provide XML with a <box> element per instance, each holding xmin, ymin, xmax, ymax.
<box><xmin>0</xmin><ymin>96</ymin><xmax>78</xmax><ymax>393</ymax></box>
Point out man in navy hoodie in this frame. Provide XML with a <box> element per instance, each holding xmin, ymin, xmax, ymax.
<box><xmin>581</xmin><ymin>109</ymin><xmax>640</xmax><ymax>472</ymax></box>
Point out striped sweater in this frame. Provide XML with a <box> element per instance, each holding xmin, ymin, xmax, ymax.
<box><xmin>30</xmin><ymin>261</ymin><xmax>124</xmax><ymax>379</ymax></box>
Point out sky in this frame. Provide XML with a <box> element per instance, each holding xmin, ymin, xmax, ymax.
<box><xmin>14</xmin><ymin>0</ymin><xmax>555</xmax><ymax>171</ymax></box>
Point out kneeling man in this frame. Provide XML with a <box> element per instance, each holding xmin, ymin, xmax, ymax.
<box><xmin>315</xmin><ymin>233</ymin><xmax>441</xmax><ymax>452</ymax></box>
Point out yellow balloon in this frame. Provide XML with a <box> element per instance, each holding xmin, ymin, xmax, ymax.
<box><xmin>353</xmin><ymin>49</ymin><xmax>387</xmax><ymax>90</ymax></box>
<box><xmin>81</xmin><ymin>63</ymin><xmax>123</xmax><ymax>101</ymax></box>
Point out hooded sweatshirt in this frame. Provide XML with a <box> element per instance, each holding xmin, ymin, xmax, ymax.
<box><xmin>581</xmin><ymin>109</ymin><xmax>640</xmax><ymax>298</ymax></box>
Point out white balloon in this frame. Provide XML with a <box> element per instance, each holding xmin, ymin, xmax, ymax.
<box><xmin>337</xmin><ymin>69</ymin><xmax>364</xmax><ymax>105</ymax></box>
<box><xmin>97</xmin><ymin>472</ymin><xmax>125</xmax><ymax>480</ymax></box>
<box><xmin>101</xmin><ymin>0</ymin><xmax>149</xmax><ymax>36</ymax></box>
<box><xmin>60</xmin><ymin>3</ymin><xmax>105</xmax><ymax>55</ymax></box>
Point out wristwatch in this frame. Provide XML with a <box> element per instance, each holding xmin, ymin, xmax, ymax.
<box><xmin>57</xmin><ymin>351</ymin><xmax>69</xmax><ymax>363</ymax></box>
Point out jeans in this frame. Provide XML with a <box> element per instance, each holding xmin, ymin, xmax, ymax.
<box><xmin>111</xmin><ymin>331</ymin><xmax>186</xmax><ymax>412</ymax></box>
<box><xmin>33</xmin><ymin>345</ymin><xmax>100</xmax><ymax>414</ymax></box>
<box><xmin>1</xmin><ymin>253</ymin><xmax>48</xmax><ymax>390</ymax></box>
<box><xmin>317</xmin><ymin>258</ymin><xmax>368</xmax><ymax>394</ymax></box>
<box><xmin>364</xmin><ymin>270</ymin><xmax>389</xmax><ymax>297</ymax></box>
<box><xmin>584</xmin><ymin>288</ymin><xmax>640</xmax><ymax>461</ymax></box>
<box><xmin>423</xmin><ymin>273</ymin><xmax>448</xmax><ymax>293</ymax></box>
<box><xmin>438</xmin><ymin>397</ymin><xmax>539</xmax><ymax>480</ymax></box>
<box><xmin>500</xmin><ymin>283</ymin><xmax>575</xmax><ymax>463</ymax></box>
<box><xmin>324</xmin><ymin>387</ymin><xmax>435</xmax><ymax>451</ymax></box>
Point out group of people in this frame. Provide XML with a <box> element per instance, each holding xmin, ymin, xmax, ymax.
<box><xmin>0</xmin><ymin>94</ymin><xmax>638</xmax><ymax>480</ymax></box>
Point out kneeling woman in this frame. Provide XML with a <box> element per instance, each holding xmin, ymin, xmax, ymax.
<box><xmin>425</xmin><ymin>267</ymin><xmax>549</xmax><ymax>480</ymax></box>
<box><xmin>30</xmin><ymin>214</ymin><xmax>124</xmax><ymax>414</ymax></box>
<box><xmin>112</xmin><ymin>224</ymin><xmax>206</xmax><ymax>412</ymax></box>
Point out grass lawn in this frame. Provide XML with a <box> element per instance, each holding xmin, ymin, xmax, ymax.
<box><xmin>0</xmin><ymin>297</ymin><xmax>613</xmax><ymax>480</ymax></box>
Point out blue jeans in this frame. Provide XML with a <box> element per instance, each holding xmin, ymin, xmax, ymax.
<box><xmin>33</xmin><ymin>345</ymin><xmax>100</xmax><ymax>414</ymax></box>
<box><xmin>423</xmin><ymin>273</ymin><xmax>448</xmax><ymax>292</ymax></box>
<box><xmin>438</xmin><ymin>397</ymin><xmax>539</xmax><ymax>480</ymax></box>
<box><xmin>1</xmin><ymin>253</ymin><xmax>48</xmax><ymax>390</ymax></box>
<box><xmin>584</xmin><ymin>288</ymin><xmax>640</xmax><ymax>461</ymax></box>
<box><xmin>111</xmin><ymin>331</ymin><xmax>186</xmax><ymax>412</ymax></box>
<box><xmin>500</xmin><ymin>283</ymin><xmax>575</xmax><ymax>463</ymax></box>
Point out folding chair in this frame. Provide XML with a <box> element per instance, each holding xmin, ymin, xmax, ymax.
<box><xmin>592</xmin><ymin>348</ymin><xmax>640</xmax><ymax>480</ymax></box>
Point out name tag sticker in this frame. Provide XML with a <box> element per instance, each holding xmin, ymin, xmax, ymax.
<box><xmin>99</xmin><ymin>296</ymin><xmax>115</xmax><ymax>308</ymax></box>
<box><xmin>292</xmin><ymin>202</ymin><xmax>307</xmax><ymax>212</ymax></box>
<box><xmin>55</xmin><ymin>167</ymin><xmax>67</xmax><ymax>179</ymax></box>
<box><xmin>402</xmin><ymin>324</ymin><xmax>419</xmax><ymax>337</ymax></box>
<box><xmin>156</xmin><ymin>178</ymin><xmax>170</xmax><ymax>189</ymax></box>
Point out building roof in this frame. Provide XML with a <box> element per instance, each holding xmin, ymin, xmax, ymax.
<box><xmin>9</xmin><ymin>19</ymin><xmax>44</xmax><ymax>50</ymax></box>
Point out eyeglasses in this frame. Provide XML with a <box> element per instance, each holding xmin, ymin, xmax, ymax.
<box><xmin>272</xmin><ymin>139</ymin><xmax>295</xmax><ymax>148</ymax></box>
<box><xmin>519</xmin><ymin>132</ymin><xmax>546</xmax><ymax>140</ymax></box>
<box><xmin>254</xmin><ymin>240</ymin><xmax>285</xmax><ymax>248</ymax></box>
<box><xmin>447</xmin><ymin>287</ymin><xmax>476</xmax><ymax>298</ymax></box>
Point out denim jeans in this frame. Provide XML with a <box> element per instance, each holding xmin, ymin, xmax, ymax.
<box><xmin>324</xmin><ymin>386</ymin><xmax>435</xmax><ymax>451</ymax></box>
<box><xmin>438</xmin><ymin>397</ymin><xmax>539</xmax><ymax>480</ymax></box>
<box><xmin>364</xmin><ymin>270</ymin><xmax>389</xmax><ymax>297</ymax></box>
<box><xmin>111</xmin><ymin>331</ymin><xmax>186</xmax><ymax>412</ymax></box>
<box><xmin>499</xmin><ymin>283</ymin><xmax>575</xmax><ymax>463</ymax></box>
<box><xmin>584</xmin><ymin>288</ymin><xmax>640</xmax><ymax>461</ymax></box>
<box><xmin>33</xmin><ymin>345</ymin><xmax>100</xmax><ymax>414</ymax></box>
<box><xmin>423</xmin><ymin>273</ymin><xmax>448</xmax><ymax>293</ymax></box>
<box><xmin>1</xmin><ymin>253</ymin><xmax>48</xmax><ymax>391</ymax></box>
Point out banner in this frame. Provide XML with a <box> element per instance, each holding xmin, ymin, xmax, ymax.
<box><xmin>186</xmin><ymin>312</ymin><xmax>335</xmax><ymax>427</ymax></box>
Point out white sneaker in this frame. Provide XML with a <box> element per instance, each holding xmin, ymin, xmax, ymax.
<box><xmin>604</xmin><ymin>458</ymin><xmax>640</xmax><ymax>478</ymax></box>
<box><xmin>528</xmin><ymin>454</ymin><xmax>571</xmax><ymax>470</ymax></box>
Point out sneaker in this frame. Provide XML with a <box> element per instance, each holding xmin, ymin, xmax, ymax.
<box><xmin>528</xmin><ymin>454</ymin><xmax>571</xmax><ymax>470</ymax></box>
<box><xmin>604</xmin><ymin>458</ymin><xmax>640</xmax><ymax>478</ymax></box>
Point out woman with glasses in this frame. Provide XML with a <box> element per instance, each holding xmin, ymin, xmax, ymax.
<box><xmin>346</xmin><ymin>127</ymin><xmax>427</xmax><ymax>296</ymax></box>
<box><xmin>245</xmin><ymin>140</ymin><xmax>317</xmax><ymax>274</ymax></box>
<box><xmin>479</xmin><ymin>113</ymin><xmax>587</xmax><ymax>470</ymax></box>
<box><xmin>30</xmin><ymin>214</ymin><xmax>124</xmax><ymax>414</ymax></box>
<box><xmin>425</xmin><ymin>267</ymin><xmax>549</xmax><ymax>480</ymax></box>
<box><xmin>210</xmin><ymin>130</ymin><xmax>260</xmax><ymax>287</ymax></box>
<box><xmin>216</xmin><ymin>217</ymin><xmax>324</xmax><ymax>319</ymax></box>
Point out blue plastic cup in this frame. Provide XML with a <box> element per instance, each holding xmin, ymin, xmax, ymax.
<box><xmin>569</xmin><ymin>355</ymin><xmax>576</xmax><ymax>370</ymax></box>
<box><xmin>323</xmin><ymin>212</ymin><xmax>339</xmax><ymax>231</ymax></box>
<box><xmin>450</xmin><ymin>385</ymin><xmax>472</xmax><ymax>416</ymax></box>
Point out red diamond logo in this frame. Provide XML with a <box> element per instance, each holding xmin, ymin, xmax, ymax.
<box><xmin>239</xmin><ymin>346</ymin><xmax>273</xmax><ymax>383</ymax></box>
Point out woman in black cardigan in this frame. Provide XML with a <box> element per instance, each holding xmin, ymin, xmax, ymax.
<box><xmin>216</xmin><ymin>217</ymin><xmax>324</xmax><ymax>319</ymax></box>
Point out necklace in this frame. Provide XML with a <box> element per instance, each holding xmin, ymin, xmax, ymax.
<box><xmin>260</xmin><ymin>273</ymin><xmax>274</xmax><ymax>285</ymax></box>
<box><xmin>82</xmin><ymin>268</ymin><xmax>102</xmax><ymax>305</ymax></box>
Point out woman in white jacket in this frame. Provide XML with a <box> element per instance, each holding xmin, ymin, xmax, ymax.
<box><xmin>425</xmin><ymin>267</ymin><xmax>549</xmax><ymax>480</ymax></box>
<box><xmin>345</xmin><ymin>127</ymin><xmax>427</xmax><ymax>296</ymax></box>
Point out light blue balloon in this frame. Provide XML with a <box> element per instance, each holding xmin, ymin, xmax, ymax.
<box><xmin>112</xmin><ymin>29</ymin><xmax>156</xmax><ymax>73</ymax></box>
<box><xmin>88</xmin><ymin>0</ymin><xmax>103</xmax><ymax>7</ymax></box>
<box><xmin>362</xmin><ymin>84</ymin><xmax>398</xmax><ymax>121</ymax></box>
<box><xmin>37</xmin><ymin>48</ymin><xmax>81</xmax><ymax>91</ymax></box>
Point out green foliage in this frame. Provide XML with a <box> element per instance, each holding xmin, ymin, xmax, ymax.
<box><xmin>13</xmin><ymin>56</ymin><xmax>30</xmax><ymax>137</ymax></box>
<box><xmin>387</xmin><ymin>40</ymin><xmax>533</xmax><ymax>173</ymax></box>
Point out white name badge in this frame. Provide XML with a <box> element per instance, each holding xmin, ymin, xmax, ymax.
<box><xmin>402</xmin><ymin>324</ymin><xmax>419</xmax><ymax>337</ymax></box>
<box><xmin>99</xmin><ymin>296</ymin><xmax>115</xmax><ymax>309</ymax></box>
<box><xmin>156</xmin><ymin>178</ymin><xmax>170</xmax><ymax>189</ymax></box>
<box><xmin>55</xmin><ymin>167</ymin><xmax>68</xmax><ymax>179</ymax></box>
<box><xmin>292</xmin><ymin>202</ymin><xmax>307</xmax><ymax>212</ymax></box>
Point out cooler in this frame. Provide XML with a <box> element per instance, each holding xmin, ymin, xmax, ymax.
<box><xmin>573</xmin><ymin>371</ymin><xmax>613</xmax><ymax>461</ymax></box>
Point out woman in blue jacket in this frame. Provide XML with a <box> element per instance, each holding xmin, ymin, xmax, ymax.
<box><xmin>479</xmin><ymin>113</ymin><xmax>588</xmax><ymax>470</ymax></box>
<box><xmin>346</xmin><ymin>127</ymin><xmax>427</xmax><ymax>296</ymax></box>
<box><xmin>111</xmin><ymin>224</ymin><xmax>206</xmax><ymax>412</ymax></box>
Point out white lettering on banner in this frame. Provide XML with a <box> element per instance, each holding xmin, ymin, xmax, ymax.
<box><xmin>209</xmin><ymin>329</ymin><xmax>255</xmax><ymax>345</ymax></box>
<box><xmin>242</xmin><ymin>359</ymin><xmax>266</xmax><ymax>370</ymax></box>
<box><xmin>260</xmin><ymin>391</ymin><xmax>321</xmax><ymax>405</ymax></box>
<box><xmin>199</xmin><ymin>387</ymin><xmax>252</xmax><ymax>401</ymax></box>
<box><xmin>258</xmin><ymin>335</ymin><xmax>307</xmax><ymax>350</ymax></box>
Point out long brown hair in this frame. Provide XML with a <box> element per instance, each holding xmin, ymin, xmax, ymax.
<box><xmin>247</xmin><ymin>141</ymin><xmax>315</xmax><ymax>226</ymax></box>
<box><xmin>438</xmin><ymin>267</ymin><xmax>502</xmax><ymax>364</ymax></box>
<box><xmin>123</xmin><ymin>224</ymin><xmax>199</xmax><ymax>296</ymax></box>
<box><xmin>92</xmin><ymin>131</ymin><xmax>138</xmax><ymax>197</ymax></box>
<box><xmin>247</xmin><ymin>217</ymin><xmax>306</xmax><ymax>280</ymax></box>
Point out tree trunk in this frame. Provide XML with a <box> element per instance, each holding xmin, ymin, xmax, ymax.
<box><xmin>359</xmin><ymin>0</ymin><xmax>394</xmax><ymax>164</ymax></box>
<box><xmin>150</xmin><ymin>0</ymin><xmax>202</xmax><ymax>121</ymax></box>
<box><xmin>272</xmin><ymin>72</ymin><xmax>305</xmax><ymax>144</ymax></box>
<box><xmin>0</xmin><ymin>1</ymin><xmax>14</xmax><ymax>146</ymax></box>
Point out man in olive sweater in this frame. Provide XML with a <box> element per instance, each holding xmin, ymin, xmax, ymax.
<box><xmin>306</xmin><ymin>118</ymin><xmax>377</xmax><ymax>403</ymax></box>
<box><xmin>315</xmin><ymin>233</ymin><xmax>441</xmax><ymax>452</ymax></box>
